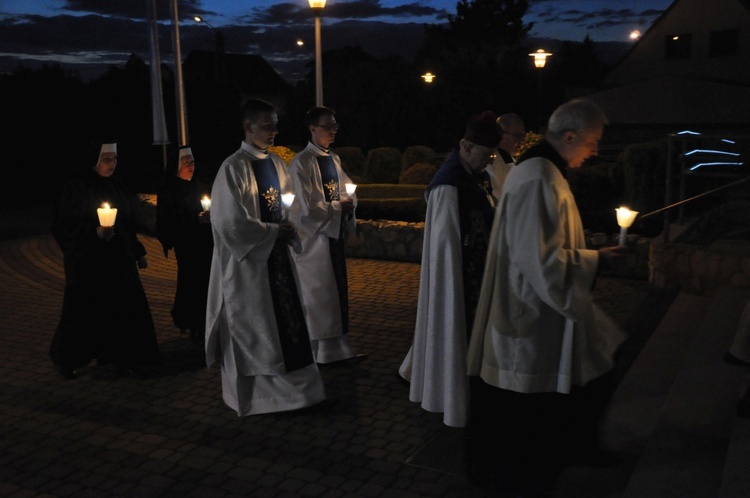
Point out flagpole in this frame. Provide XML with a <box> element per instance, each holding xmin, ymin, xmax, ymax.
<box><xmin>147</xmin><ymin>0</ymin><xmax>169</xmax><ymax>173</ymax></box>
<box><xmin>170</xmin><ymin>0</ymin><xmax>189</xmax><ymax>147</ymax></box>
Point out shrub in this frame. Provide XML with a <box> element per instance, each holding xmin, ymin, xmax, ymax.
<box><xmin>399</xmin><ymin>162</ymin><xmax>439</xmax><ymax>184</ymax></box>
<box><xmin>365</xmin><ymin>147</ymin><xmax>402</xmax><ymax>183</ymax></box>
<box><xmin>269</xmin><ymin>145</ymin><xmax>296</xmax><ymax>165</ymax></box>
<box><xmin>611</xmin><ymin>139</ymin><xmax>668</xmax><ymax>214</ymax></box>
<box><xmin>401</xmin><ymin>146</ymin><xmax>436</xmax><ymax>173</ymax></box>
<box><xmin>334</xmin><ymin>147</ymin><xmax>366</xmax><ymax>177</ymax></box>
<box><xmin>516</xmin><ymin>132</ymin><xmax>544</xmax><ymax>158</ymax></box>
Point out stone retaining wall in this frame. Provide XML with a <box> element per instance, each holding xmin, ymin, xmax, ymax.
<box><xmin>138</xmin><ymin>193</ymin><xmax>651</xmax><ymax>279</ymax></box>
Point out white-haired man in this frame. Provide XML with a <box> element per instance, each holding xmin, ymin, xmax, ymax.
<box><xmin>466</xmin><ymin>99</ymin><xmax>629</xmax><ymax>494</ymax></box>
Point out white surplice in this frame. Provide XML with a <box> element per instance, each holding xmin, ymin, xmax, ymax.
<box><xmin>288</xmin><ymin>143</ymin><xmax>358</xmax><ymax>364</ymax></box>
<box><xmin>205</xmin><ymin>141</ymin><xmax>325</xmax><ymax>416</ymax></box>
<box><xmin>467</xmin><ymin>156</ymin><xmax>625</xmax><ymax>394</ymax></box>
<box><xmin>485</xmin><ymin>152</ymin><xmax>515</xmax><ymax>197</ymax></box>
<box><xmin>399</xmin><ymin>185</ymin><xmax>470</xmax><ymax>427</ymax></box>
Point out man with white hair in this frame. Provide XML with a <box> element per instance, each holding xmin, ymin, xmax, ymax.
<box><xmin>466</xmin><ymin>99</ymin><xmax>629</xmax><ymax>494</ymax></box>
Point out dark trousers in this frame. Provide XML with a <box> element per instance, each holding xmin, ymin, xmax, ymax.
<box><xmin>466</xmin><ymin>372</ymin><xmax>615</xmax><ymax>494</ymax></box>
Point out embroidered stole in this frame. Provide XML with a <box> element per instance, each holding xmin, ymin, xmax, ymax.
<box><xmin>315</xmin><ymin>155</ymin><xmax>349</xmax><ymax>335</ymax></box>
<box><xmin>251</xmin><ymin>158</ymin><xmax>313</xmax><ymax>372</ymax></box>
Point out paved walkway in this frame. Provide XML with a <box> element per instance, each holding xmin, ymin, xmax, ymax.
<box><xmin>0</xmin><ymin>208</ymin><xmax>653</xmax><ymax>498</ymax></box>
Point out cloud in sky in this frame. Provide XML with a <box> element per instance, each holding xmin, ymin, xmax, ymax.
<box><xmin>0</xmin><ymin>0</ymin><xmax>670</xmax><ymax>81</ymax></box>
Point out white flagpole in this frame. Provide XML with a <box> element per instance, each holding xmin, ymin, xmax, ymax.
<box><xmin>170</xmin><ymin>0</ymin><xmax>189</xmax><ymax>147</ymax></box>
<box><xmin>147</xmin><ymin>0</ymin><xmax>169</xmax><ymax>172</ymax></box>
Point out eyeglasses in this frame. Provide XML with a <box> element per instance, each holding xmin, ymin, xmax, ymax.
<box><xmin>314</xmin><ymin>123</ymin><xmax>340</xmax><ymax>131</ymax></box>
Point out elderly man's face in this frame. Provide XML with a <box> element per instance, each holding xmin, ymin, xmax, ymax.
<box><xmin>563</xmin><ymin>126</ymin><xmax>603</xmax><ymax>168</ymax></box>
<box><xmin>460</xmin><ymin>139</ymin><xmax>497</xmax><ymax>173</ymax></box>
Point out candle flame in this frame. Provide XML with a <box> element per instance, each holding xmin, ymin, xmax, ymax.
<box><xmin>102</xmin><ymin>203</ymin><xmax>110</xmax><ymax>209</ymax></box>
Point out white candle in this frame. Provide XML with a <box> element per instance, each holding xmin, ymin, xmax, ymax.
<box><xmin>281</xmin><ymin>193</ymin><xmax>295</xmax><ymax>220</ymax></box>
<box><xmin>615</xmin><ymin>207</ymin><xmax>638</xmax><ymax>246</ymax></box>
<box><xmin>201</xmin><ymin>195</ymin><xmax>211</xmax><ymax>211</ymax></box>
<box><xmin>345</xmin><ymin>183</ymin><xmax>357</xmax><ymax>198</ymax></box>
<box><xmin>97</xmin><ymin>202</ymin><xmax>117</xmax><ymax>227</ymax></box>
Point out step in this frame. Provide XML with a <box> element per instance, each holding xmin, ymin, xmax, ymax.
<box><xmin>622</xmin><ymin>286</ymin><xmax>750</xmax><ymax>497</ymax></box>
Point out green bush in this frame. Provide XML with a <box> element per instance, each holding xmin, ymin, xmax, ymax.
<box><xmin>334</xmin><ymin>146</ymin><xmax>366</xmax><ymax>177</ymax></box>
<box><xmin>365</xmin><ymin>147</ymin><xmax>402</xmax><ymax>183</ymax></box>
<box><xmin>399</xmin><ymin>162</ymin><xmax>439</xmax><ymax>184</ymax></box>
<box><xmin>401</xmin><ymin>146</ymin><xmax>436</xmax><ymax>173</ymax></box>
<box><xmin>612</xmin><ymin>139</ymin><xmax>668</xmax><ymax>214</ymax></box>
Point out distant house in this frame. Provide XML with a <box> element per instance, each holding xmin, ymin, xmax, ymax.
<box><xmin>585</xmin><ymin>0</ymin><xmax>750</xmax><ymax>143</ymax></box>
<box><xmin>183</xmin><ymin>49</ymin><xmax>289</xmax><ymax>110</ymax></box>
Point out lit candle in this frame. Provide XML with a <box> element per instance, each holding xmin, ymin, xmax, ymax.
<box><xmin>97</xmin><ymin>202</ymin><xmax>117</xmax><ymax>227</ymax></box>
<box><xmin>615</xmin><ymin>207</ymin><xmax>638</xmax><ymax>246</ymax></box>
<box><xmin>345</xmin><ymin>183</ymin><xmax>357</xmax><ymax>198</ymax></box>
<box><xmin>201</xmin><ymin>195</ymin><xmax>211</xmax><ymax>211</ymax></box>
<box><xmin>281</xmin><ymin>193</ymin><xmax>295</xmax><ymax>220</ymax></box>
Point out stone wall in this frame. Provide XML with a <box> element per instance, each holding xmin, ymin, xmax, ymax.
<box><xmin>138</xmin><ymin>193</ymin><xmax>651</xmax><ymax>279</ymax></box>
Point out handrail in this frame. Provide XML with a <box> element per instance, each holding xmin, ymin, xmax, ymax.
<box><xmin>639</xmin><ymin>175</ymin><xmax>750</xmax><ymax>220</ymax></box>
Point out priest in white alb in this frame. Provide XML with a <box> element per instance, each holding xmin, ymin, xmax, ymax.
<box><xmin>399</xmin><ymin>111</ymin><xmax>502</xmax><ymax>427</ymax></box>
<box><xmin>205</xmin><ymin>98</ymin><xmax>325</xmax><ymax>416</ymax></box>
<box><xmin>288</xmin><ymin>106</ymin><xmax>361</xmax><ymax>364</ymax></box>
<box><xmin>466</xmin><ymin>99</ymin><xmax>629</xmax><ymax>493</ymax></box>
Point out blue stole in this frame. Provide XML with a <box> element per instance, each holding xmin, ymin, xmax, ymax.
<box><xmin>251</xmin><ymin>156</ymin><xmax>313</xmax><ymax>371</ymax></box>
<box><xmin>251</xmin><ymin>157</ymin><xmax>282</xmax><ymax>223</ymax></box>
<box><xmin>316</xmin><ymin>155</ymin><xmax>340</xmax><ymax>202</ymax></box>
<box><xmin>315</xmin><ymin>154</ymin><xmax>349</xmax><ymax>335</ymax></box>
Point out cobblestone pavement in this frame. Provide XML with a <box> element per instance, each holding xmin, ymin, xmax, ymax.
<box><xmin>0</xmin><ymin>226</ymin><xmax>651</xmax><ymax>498</ymax></box>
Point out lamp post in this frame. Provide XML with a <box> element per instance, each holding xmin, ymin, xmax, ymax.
<box><xmin>529</xmin><ymin>48</ymin><xmax>551</xmax><ymax>132</ymax></box>
<box><xmin>309</xmin><ymin>0</ymin><xmax>326</xmax><ymax>106</ymax></box>
<box><xmin>193</xmin><ymin>16</ymin><xmax>224</xmax><ymax>79</ymax></box>
<box><xmin>421</xmin><ymin>72</ymin><xmax>436</xmax><ymax>83</ymax></box>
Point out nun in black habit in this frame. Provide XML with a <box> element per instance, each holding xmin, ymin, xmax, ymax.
<box><xmin>50</xmin><ymin>141</ymin><xmax>160</xmax><ymax>379</ymax></box>
<box><xmin>156</xmin><ymin>146</ymin><xmax>213</xmax><ymax>345</ymax></box>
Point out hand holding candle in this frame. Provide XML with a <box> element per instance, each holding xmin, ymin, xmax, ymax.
<box><xmin>201</xmin><ymin>195</ymin><xmax>211</xmax><ymax>211</ymax></box>
<box><xmin>281</xmin><ymin>193</ymin><xmax>295</xmax><ymax>220</ymax></box>
<box><xmin>615</xmin><ymin>207</ymin><xmax>638</xmax><ymax>246</ymax></box>
<box><xmin>97</xmin><ymin>202</ymin><xmax>117</xmax><ymax>227</ymax></box>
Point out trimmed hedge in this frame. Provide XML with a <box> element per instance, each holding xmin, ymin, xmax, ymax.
<box><xmin>365</xmin><ymin>147</ymin><xmax>402</xmax><ymax>183</ymax></box>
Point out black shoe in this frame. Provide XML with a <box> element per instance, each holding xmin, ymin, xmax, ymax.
<box><xmin>55</xmin><ymin>364</ymin><xmax>82</xmax><ymax>380</ymax></box>
<box><xmin>724</xmin><ymin>352</ymin><xmax>750</xmax><ymax>367</ymax></box>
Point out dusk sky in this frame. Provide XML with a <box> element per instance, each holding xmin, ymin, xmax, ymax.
<box><xmin>0</xmin><ymin>0</ymin><xmax>674</xmax><ymax>82</ymax></box>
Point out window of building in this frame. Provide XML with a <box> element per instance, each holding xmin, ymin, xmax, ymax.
<box><xmin>665</xmin><ymin>33</ymin><xmax>692</xmax><ymax>60</ymax></box>
<box><xmin>710</xmin><ymin>29</ymin><xmax>739</xmax><ymax>57</ymax></box>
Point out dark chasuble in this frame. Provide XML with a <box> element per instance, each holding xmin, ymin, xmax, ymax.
<box><xmin>315</xmin><ymin>155</ymin><xmax>349</xmax><ymax>335</ymax></box>
<box><xmin>428</xmin><ymin>150</ymin><xmax>495</xmax><ymax>335</ymax></box>
<box><xmin>250</xmin><ymin>158</ymin><xmax>313</xmax><ymax>372</ymax></box>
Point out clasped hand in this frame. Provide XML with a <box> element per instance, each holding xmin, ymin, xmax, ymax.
<box><xmin>276</xmin><ymin>220</ymin><xmax>296</xmax><ymax>245</ymax></box>
<box><xmin>340</xmin><ymin>199</ymin><xmax>355</xmax><ymax>216</ymax></box>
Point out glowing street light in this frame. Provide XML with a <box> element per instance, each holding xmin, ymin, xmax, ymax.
<box><xmin>309</xmin><ymin>0</ymin><xmax>327</xmax><ymax>106</ymax></box>
<box><xmin>529</xmin><ymin>49</ymin><xmax>552</xmax><ymax>131</ymax></box>
<box><xmin>529</xmin><ymin>48</ymin><xmax>552</xmax><ymax>68</ymax></box>
<box><xmin>421</xmin><ymin>72</ymin><xmax>436</xmax><ymax>83</ymax></box>
<box><xmin>630</xmin><ymin>30</ymin><xmax>641</xmax><ymax>40</ymax></box>
<box><xmin>296</xmin><ymin>39</ymin><xmax>305</xmax><ymax>47</ymax></box>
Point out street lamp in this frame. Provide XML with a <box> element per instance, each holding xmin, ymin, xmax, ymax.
<box><xmin>309</xmin><ymin>0</ymin><xmax>326</xmax><ymax>106</ymax></box>
<box><xmin>170</xmin><ymin>0</ymin><xmax>188</xmax><ymax>146</ymax></box>
<box><xmin>529</xmin><ymin>48</ymin><xmax>552</xmax><ymax>131</ymax></box>
<box><xmin>421</xmin><ymin>72</ymin><xmax>436</xmax><ymax>83</ymax></box>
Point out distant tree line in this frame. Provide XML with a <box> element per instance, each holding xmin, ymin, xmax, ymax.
<box><xmin>1</xmin><ymin>0</ymin><xmax>610</xmax><ymax>207</ymax></box>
